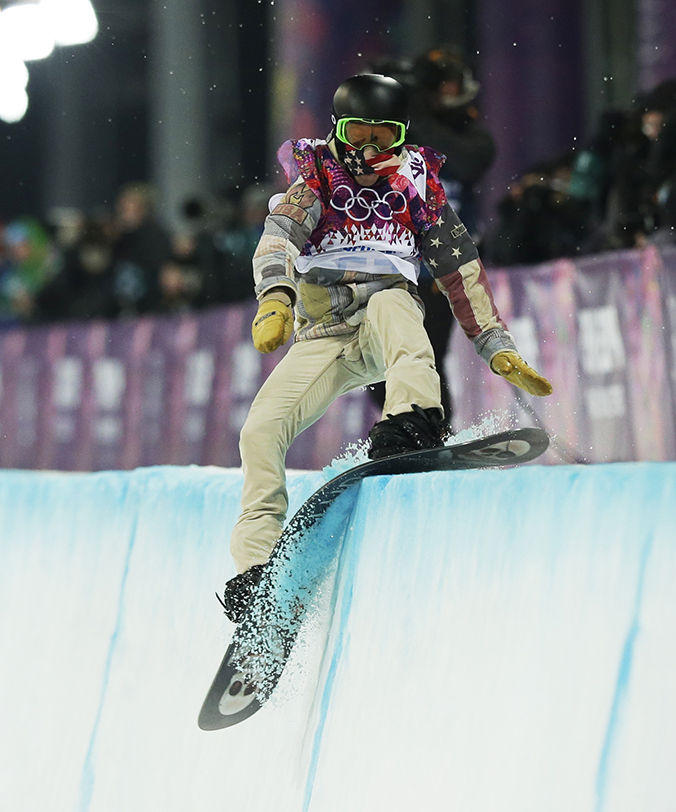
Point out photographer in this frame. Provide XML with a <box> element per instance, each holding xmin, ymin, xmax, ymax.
<box><xmin>485</xmin><ymin>153</ymin><xmax>589</xmax><ymax>265</ymax></box>
<box><xmin>407</xmin><ymin>49</ymin><xmax>496</xmax><ymax>235</ymax></box>
<box><xmin>640</xmin><ymin>80</ymin><xmax>676</xmax><ymax>244</ymax></box>
<box><xmin>370</xmin><ymin>49</ymin><xmax>496</xmax><ymax>422</ymax></box>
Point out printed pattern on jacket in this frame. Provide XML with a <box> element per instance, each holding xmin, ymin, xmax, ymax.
<box><xmin>253</xmin><ymin>139</ymin><xmax>506</xmax><ymax>343</ymax></box>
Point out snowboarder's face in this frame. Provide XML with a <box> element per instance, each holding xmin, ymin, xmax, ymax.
<box><xmin>335</xmin><ymin>117</ymin><xmax>406</xmax><ymax>151</ymax></box>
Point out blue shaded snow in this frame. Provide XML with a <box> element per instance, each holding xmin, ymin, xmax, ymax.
<box><xmin>0</xmin><ymin>461</ymin><xmax>675</xmax><ymax>812</ymax></box>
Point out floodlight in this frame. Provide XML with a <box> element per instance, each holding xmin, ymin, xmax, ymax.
<box><xmin>39</xmin><ymin>0</ymin><xmax>98</xmax><ymax>47</ymax></box>
<box><xmin>0</xmin><ymin>0</ymin><xmax>99</xmax><ymax>122</ymax></box>
<box><xmin>0</xmin><ymin>53</ymin><xmax>29</xmax><ymax>89</ymax></box>
<box><xmin>0</xmin><ymin>2</ymin><xmax>55</xmax><ymax>61</ymax></box>
<box><xmin>0</xmin><ymin>84</ymin><xmax>29</xmax><ymax>124</ymax></box>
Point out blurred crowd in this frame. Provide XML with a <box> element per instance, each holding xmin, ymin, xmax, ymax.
<box><xmin>483</xmin><ymin>79</ymin><xmax>676</xmax><ymax>265</ymax></box>
<box><xmin>369</xmin><ymin>47</ymin><xmax>498</xmax><ymax>419</ymax></box>
<box><xmin>0</xmin><ymin>181</ymin><xmax>268</xmax><ymax>326</ymax></box>
<box><xmin>3</xmin><ymin>54</ymin><xmax>676</xmax><ymax>328</ymax></box>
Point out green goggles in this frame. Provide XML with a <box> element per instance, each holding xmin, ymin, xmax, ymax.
<box><xmin>335</xmin><ymin>117</ymin><xmax>407</xmax><ymax>150</ymax></box>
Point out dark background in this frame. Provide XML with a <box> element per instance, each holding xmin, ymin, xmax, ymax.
<box><xmin>0</xmin><ymin>0</ymin><xmax>668</xmax><ymax>229</ymax></box>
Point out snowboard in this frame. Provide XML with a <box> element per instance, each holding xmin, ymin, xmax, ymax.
<box><xmin>198</xmin><ymin>426</ymin><xmax>549</xmax><ymax>730</ymax></box>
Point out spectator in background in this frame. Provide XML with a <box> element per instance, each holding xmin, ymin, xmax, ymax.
<box><xmin>36</xmin><ymin>217</ymin><xmax>118</xmax><ymax>321</ymax></box>
<box><xmin>177</xmin><ymin>185</ymin><xmax>260</xmax><ymax>308</ymax></box>
<box><xmin>640</xmin><ymin>80</ymin><xmax>676</xmax><ymax>244</ymax></box>
<box><xmin>111</xmin><ymin>182</ymin><xmax>172</xmax><ymax>315</ymax></box>
<box><xmin>205</xmin><ymin>184</ymin><xmax>265</xmax><ymax>304</ymax></box>
<box><xmin>48</xmin><ymin>207</ymin><xmax>87</xmax><ymax>254</ymax></box>
<box><xmin>407</xmin><ymin>48</ymin><xmax>496</xmax><ymax>236</ymax></box>
<box><xmin>157</xmin><ymin>232</ymin><xmax>204</xmax><ymax>313</ymax></box>
<box><xmin>567</xmin><ymin>109</ymin><xmax>633</xmax><ymax>251</ymax></box>
<box><xmin>482</xmin><ymin>78</ymin><xmax>676</xmax><ymax>264</ymax></box>
<box><xmin>370</xmin><ymin>48</ymin><xmax>496</xmax><ymax>422</ymax></box>
<box><xmin>597</xmin><ymin>105</ymin><xmax>654</xmax><ymax>249</ymax></box>
<box><xmin>0</xmin><ymin>217</ymin><xmax>58</xmax><ymax>322</ymax></box>
<box><xmin>0</xmin><ymin>225</ymin><xmax>10</xmax><ymax>323</ymax></box>
<box><xmin>566</xmin><ymin>82</ymin><xmax>676</xmax><ymax>253</ymax></box>
<box><xmin>484</xmin><ymin>153</ymin><xmax>589</xmax><ymax>265</ymax></box>
<box><xmin>496</xmin><ymin>80</ymin><xmax>676</xmax><ymax>261</ymax></box>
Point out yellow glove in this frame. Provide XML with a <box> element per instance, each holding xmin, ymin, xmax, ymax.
<box><xmin>491</xmin><ymin>351</ymin><xmax>553</xmax><ymax>397</ymax></box>
<box><xmin>251</xmin><ymin>293</ymin><xmax>294</xmax><ymax>353</ymax></box>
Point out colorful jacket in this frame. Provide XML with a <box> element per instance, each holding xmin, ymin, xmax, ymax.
<box><xmin>253</xmin><ymin>138</ymin><xmax>516</xmax><ymax>364</ymax></box>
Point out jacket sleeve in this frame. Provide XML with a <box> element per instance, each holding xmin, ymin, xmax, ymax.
<box><xmin>419</xmin><ymin>202</ymin><xmax>518</xmax><ymax>366</ymax></box>
<box><xmin>252</xmin><ymin>181</ymin><xmax>323</xmax><ymax>302</ymax></box>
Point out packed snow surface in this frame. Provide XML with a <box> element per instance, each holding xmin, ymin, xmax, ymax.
<box><xmin>0</xmin><ymin>457</ymin><xmax>675</xmax><ymax>811</ymax></box>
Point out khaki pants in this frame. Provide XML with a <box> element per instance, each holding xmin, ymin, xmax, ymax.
<box><xmin>230</xmin><ymin>287</ymin><xmax>442</xmax><ymax>572</ymax></box>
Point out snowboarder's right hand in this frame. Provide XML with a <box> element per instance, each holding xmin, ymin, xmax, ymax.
<box><xmin>251</xmin><ymin>292</ymin><xmax>294</xmax><ymax>353</ymax></box>
<box><xmin>491</xmin><ymin>351</ymin><xmax>553</xmax><ymax>397</ymax></box>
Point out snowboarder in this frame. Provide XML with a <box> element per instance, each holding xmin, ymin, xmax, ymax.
<box><xmin>223</xmin><ymin>73</ymin><xmax>552</xmax><ymax>620</ymax></box>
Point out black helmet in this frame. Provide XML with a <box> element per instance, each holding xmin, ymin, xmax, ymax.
<box><xmin>332</xmin><ymin>73</ymin><xmax>409</xmax><ymax>127</ymax></box>
<box><xmin>331</xmin><ymin>74</ymin><xmax>409</xmax><ymax>169</ymax></box>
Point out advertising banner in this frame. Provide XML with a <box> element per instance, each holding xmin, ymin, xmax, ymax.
<box><xmin>450</xmin><ymin>247</ymin><xmax>676</xmax><ymax>463</ymax></box>
<box><xmin>0</xmin><ymin>247</ymin><xmax>675</xmax><ymax>471</ymax></box>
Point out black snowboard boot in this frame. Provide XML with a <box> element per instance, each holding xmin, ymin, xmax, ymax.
<box><xmin>219</xmin><ymin>564</ymin><xmax>266</xmax><ymax>623</ymax></box>
<box><xmin>367</xmin><ymin>404</ymin><xmax>447</xmax><ymax>460</ymax></box>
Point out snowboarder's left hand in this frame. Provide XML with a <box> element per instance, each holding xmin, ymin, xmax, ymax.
<box><xmin>491</xmin><ymin>351</ymin><xmax>553</xmax><ymax>397</ymax></box>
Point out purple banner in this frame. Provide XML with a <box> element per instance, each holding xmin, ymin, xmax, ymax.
<box><xmin>0</xmin><ymin>246</ymin><xmax>675</xmax><ymax>471</ymax></box>
<box><xmin>450</xmin><ymin>247</ymin><xmax>676</xmax><ymax>464</ymax></box>
<box><xmin>0</xmin><ymin>305</ymin><xmax>380</xmax><ymax>472</ymax></box>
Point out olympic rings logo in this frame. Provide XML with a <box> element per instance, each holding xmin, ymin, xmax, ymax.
<box><xmin>330</xmin><ymin>185</ymin><xmax>408</xmax><ymax>223</ymax></box>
